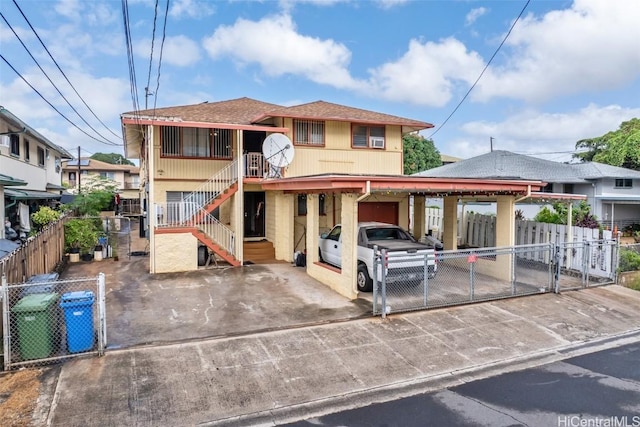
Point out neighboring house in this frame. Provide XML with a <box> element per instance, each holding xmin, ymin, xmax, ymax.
<box><xmin>416</xmin><ymin>150</ymin><xmax>640</xmax><ymax>229</ymax></box>
<box><xmin>61</xmin><ymin>158</ymin><xmax>141</xmax><ymax>215</ymax></box>
<box><xmin>121</xmin><ymin>97</ymin><xmax>547</xmax><ymax>299</ymax></box>
<box><xmin>440</xmin><ymin>154</ymin><xmax>461</xmax><ymax>165</ymax></box>
<box><xmin>0</xmin><ymin>106</ymin><xmax>72</xmax><ymax>232</ymax></box>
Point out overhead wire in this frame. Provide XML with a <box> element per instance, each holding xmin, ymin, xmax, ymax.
<box><xmin>152</xmin><ymin>0</ymin><xmax>170</xmax><ymax>113</ymax></box>
<box><xmin>428</xmin><ymin>0</ymin><xmax>531</xmax><ymax>139</ymax></box>
<box><xmin>122</xmin><ymin>0</ymin><xmax>141</xmax><ymax>117</ymax></box>
<box><xmin>145</xmin><ymin>0</ymin><xmax>159</xmax><ymax>110</ymax></box>
<box><xmin>1</xmin><ymin>54</ymin><xmax>121</xmax><ymax>145</ymax></box>
<box><xmin>0</xmin><ymin>11</ymin><xmax>121</xmax><ymax>146</ymax></box>
<box><xmin>11</xmin><ymin>0</ymin><xmax>123</xmax><ymax>142</ymax></box>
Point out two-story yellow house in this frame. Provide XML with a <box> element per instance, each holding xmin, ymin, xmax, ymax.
<box><xmin>121</xmin><ymin>97</ymin><xmax>544</xmax><ymax>298</ymax></box>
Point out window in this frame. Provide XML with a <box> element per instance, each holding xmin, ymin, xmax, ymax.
<box><xmin>37</xmin><ymin>147</ymin><xmax>45</xmax><ymax>167</ymax></box>
<box><xmin>563</xmin><ymin>184</ymin><xmax>574</xmax><ymax>194</ymax></box>
<box><xmin>352</xmin><ymin>125</ymin><xmax>385</xmax><ymax>148</ymax></box>
<box><xmin>24</xmin><ymin>139</ymin><xmax>30</xmax><ymax>162</ymax></box>
<box><xmin>297</xmin><ymin>193</ymin><xmax>326</xmax><ymax>216</ymax></box>
<box><xmin>541</xmin><ymin>183</ymin><xmax>553</xmax><ymax>193</ymax></box>
<box><xmin>615</xmin><ymin>178</ymin><xmax>632</xmax><ymax>188</ymax></box>
<box><xmin>9</xmin><ymin>134</ymin><xmax>19</xmax><ymax>156</ymax></box>
<box><xmin>160</xmin><ymin>126</ymin><xmax>232</xmax><ymax>159</ymax></box>
<box><xmin>100</xmin><ymin>171</ymin><xmax>116</xmax><ymax>180</ymax></box>
<box><xmin>293</xmin><ymin>120</ymin><xmax>324</xmax><ymax>146</ymax></box>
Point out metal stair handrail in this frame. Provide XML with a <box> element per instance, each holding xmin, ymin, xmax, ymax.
<box><xmin>154</xmin><ymin>202</ymin><xmax>235</xmax><ymax>256</ymax></box>
<box><xmin>183</xmin><ymin>160</ymin><xmax>238</xmax><ymax>207</ymax></box>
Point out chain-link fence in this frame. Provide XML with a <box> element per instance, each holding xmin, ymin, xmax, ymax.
<box><xmin>66</xmin><ymin>216</ymin><xmax>133</xmax><ymax>261</ymax></box>
<box><xmin>372</xmin><ymin>240</ymin><xmax>617</xmax><ymax>317</ymax></box>
<box><xmin>2</xmin><ymin>273</ymin><xmax>106</xmax><ymax>370</ymax></box>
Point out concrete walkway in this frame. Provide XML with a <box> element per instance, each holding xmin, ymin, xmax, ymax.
<box><xmin>37</xmin><ymin>285</ymin><xmax>640</xmax><ymax>426</ymax></box>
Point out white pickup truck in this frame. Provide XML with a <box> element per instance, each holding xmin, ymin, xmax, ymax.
<box><xmin>319</xmin><ymin>222</ymin><xmax>438</xmax><ymax>292</ymax></box>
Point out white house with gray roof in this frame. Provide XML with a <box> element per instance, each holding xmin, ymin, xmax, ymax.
<box><xmin>415</xmin><ymin>150</ymin><xmax>640</xmax><ymax>230</ymax></box>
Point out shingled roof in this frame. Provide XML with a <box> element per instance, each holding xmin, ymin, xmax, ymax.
<box><xmin>414</xmin><ymin>150</ymin><xmax>640</xmax><ymax>182</ymax></box>
<box><xmin>123</xmin><ymin>97</ymin><xmax>432</xmax><ymax>132</ymax></box>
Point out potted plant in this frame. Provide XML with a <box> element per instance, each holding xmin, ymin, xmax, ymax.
<box><xmin>64</xmin><ymin>218</ymin><xmax>99</xmax><ymax>262</ymax></box>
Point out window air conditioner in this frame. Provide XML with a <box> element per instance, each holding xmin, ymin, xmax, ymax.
<box><xmin>369</xmin><ymin>136</ymin><xmax>385</xmax><ymax>149</ymax></box>
<box><xmin>0</xmin><ymin>135</ymin><xmax>10</xmax><ymax>147</ymax></box>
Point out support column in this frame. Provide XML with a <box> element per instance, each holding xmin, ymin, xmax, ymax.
<box><xmin>305</xmin><ymin>194</ymin><xmax>319</xmax><ymax>265</ymax></box>
<box><xmin>495</xmin><ymin>196</ymin><xmax>516</xmax><ymax>247</ymax></box>
<box><xmin>235</xmin><ymin>129</ymin><xmax>244</xmax><ymax>263</ymax></box>
<box><xmin>442</xmin><ymin>196</ymin><xmax>458</xmax><ymax>250</ymax></box>
<box><xmin>274</xmin><ymin>192</ymin><xmax>294</xmax><ymax>262</ymax></box>
<box><xmin>340</xmin><ymin>193</ymin><xmax>358</xmax><ymax>298</ymax></box>
<box><xmin>413</xmin><ymin>196</ymin><xmax>426</xmax><ymax>240</ymax></box>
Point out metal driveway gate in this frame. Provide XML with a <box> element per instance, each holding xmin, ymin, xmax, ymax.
<box><xmin>2</xmin><ymin>273</ymin><xmax>106</xmax><ymax>370</ymax></box>
<box><xmin>373</xmin><ymin>241</ymin><xmax>617</xmax><ymax>317</ymax></box>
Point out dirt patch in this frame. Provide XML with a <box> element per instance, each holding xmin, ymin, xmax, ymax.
<box><xmin>0</xmin><ymin>369</ymin><xmax>42</xmax><ymax>427</ymax></box>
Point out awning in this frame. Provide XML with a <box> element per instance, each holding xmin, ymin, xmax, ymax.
<box><xmin>46</xmin><ymin>182</ymin><xmax>66</xmax><ymax>191</ymax></box>
<box><xmin>4</xmin><ymin>189</ymin><xmax>62</xmax><ymax>200</ymax></box>
<box><xmin>0</xmin><ymin>173</ymin><xmax>27</xmax><ymax>186</ymax></box>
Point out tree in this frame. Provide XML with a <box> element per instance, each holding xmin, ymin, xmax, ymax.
<box><xmin>403</xmin><ymin>133</ymin><xmax>441</xmax><ymax>175</ymax></box>
<box><xmin>91</xmin><ymin>152</ymin><xmax>135</xmax><ymax>166</ymax></box>
<box><xmin>573</xmin><ymin>118</ymin><xmax>640</xmax><ymax>169</ymax></box>
<box><xmin>533</xmin><ymin>200</ymin><xmax>599</xmax><ymax>229</ymax></box>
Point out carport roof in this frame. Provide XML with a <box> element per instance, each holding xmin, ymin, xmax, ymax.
<box><xmin>259</xmin><ymin>173</ymin><xmax>548</xmax><ymax>197</ymax></box>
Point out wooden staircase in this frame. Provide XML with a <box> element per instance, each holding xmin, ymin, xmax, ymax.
<box><xmin>243</xmin><ymin>240</ymin><xmax>277</xmax><ymax>264</ymax></box>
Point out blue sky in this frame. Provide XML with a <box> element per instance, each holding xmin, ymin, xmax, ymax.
<box><xmin>1</xmin><ymin>0</ymin><xmax>639</xmax><ymax>163</ymax></box>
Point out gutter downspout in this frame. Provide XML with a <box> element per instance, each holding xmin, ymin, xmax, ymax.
<box><xmin>356</xmin><ymin>180</ymin><xmax>371</xmax><ymax>203</ymax></box>
<box><xmin>514</xmin><ymin>185</ymin><xmax>532</xmax><ymax>203</ymax></box>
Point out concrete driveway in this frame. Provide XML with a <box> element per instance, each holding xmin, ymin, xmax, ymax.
<box><xmin>60</xmin><ymin>255</ymin><xmax>371</xmax><ymax>349</ymax></box>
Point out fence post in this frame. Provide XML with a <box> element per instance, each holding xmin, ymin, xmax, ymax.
<box><xmin>553</xmin><ymin>243</ymin><xmax>560</xmax><ymax>293</ymax></box>
<box><xmin>583</xmin><ymin>240</ymin><xmax>590</xmax><ymax>287</ymax></box>
<box><xmin>372</xmin><ymin>245</ymin><xmax>379</xmax><ymax>316</ymax></box>
<box><xmin>510</xmin><ymin>246</ymin><xmax>516</xmax><ymax>296</ymax></box>
<box><xmin>2</xmin><ymin>274</ymin><xmax>9</xmax><ymax>371</ymax></box>
<box><xmin>97</xmin><ymin>273</ymin><xmax>106</xmax><ymax>356</ymax></box>
<box><xmin>381</xmin><ymin>248</ymin><xmax>387</xmax><ymax>319</ymax></box>
<box><xmin>423</xmin><ymin>253</ymin><xmax>429</xmax><ymax>306</ymax></box>
<box><xmin>469</xmin><ymin>251</ymin><xmax>475</xmax><ymax>301</ymax></box>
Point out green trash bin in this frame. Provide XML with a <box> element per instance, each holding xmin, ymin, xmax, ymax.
<box><xmin>11</xmin><ymin>293</ymin><xmax>59</xmax><ymax>360</ymax></box>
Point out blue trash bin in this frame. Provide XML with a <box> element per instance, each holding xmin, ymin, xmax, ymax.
<box><xmin>60</xmin><ymin>291</ymin><xmax>95</xmax><ymax>353</ymax></box>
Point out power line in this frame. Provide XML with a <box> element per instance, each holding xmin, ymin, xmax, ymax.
<box><xmin>11</xmin><ymin>0</ymin><xmax>123</xmax><ymax>142</ymax></box>
<box><xmin>1</xmin><ymin>54</ymin><xmax>121</xmax><ymax>145</ymax></box>
<box><xmin>122</xmin><ymin>0</ymin><xmax>142</xmax><ymax>117</ymax></box>
<box><xmin>428</xmin><ymin>0</ymin><xmax>531</xmax><ymax>139</ymax></box>
<box><xmin>145</xmin><ymin>0</ymin><xmax>159</xmax><ymax>109</ymax></box>
<box><xmin>153</xmin><ymin>0</ymin><xmax>170</xmax><ymax>112</ymax></box>
<box><xmin>1</xmin><ymin>10</ymin><xmax>120</xmax><ymax>146</ymax></box>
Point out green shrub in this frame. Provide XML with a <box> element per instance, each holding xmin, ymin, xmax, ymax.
<box><xmin>64</xmin><ymin>218</ymin><xmax>99</xmax><ymax>254</ymax></box>
<box><xmin>618</xmin><ymin>248</ymin><xmax>640</xmax><ymax>272</ymax></box>
<box><xmin>31</xmin><ymin>206</ymin><xmax>61</xmax><ymax>231</ymax></box>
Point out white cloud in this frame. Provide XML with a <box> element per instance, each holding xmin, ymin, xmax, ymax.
<box><xmin>445</xmin><ymin>104</ymin><xmax>640</xmax><ymax>161</ymax></box>
<box><xmin>376</xmin><ymin>0</ymin><xmax>409</xmax><ymax>10</ymax></box>
<box><xmin>169</xmin><ymin>0</ymin><xmax>215</xmax><ymax>19</ymax></box>
<box><xmin>366</xmin><ymin>37</ymin><xmax>485</xmax><ymax>107</ymax></box>
<box><xmin>202</xmin><ymin>14</ymin><xmax>363</xmax><ymax>90</ymax></box>
<box><xmin>465</xmin><ymin>7</ymin><xmax>487</xmax><ymax>26</ymax></box>
<box><xmin>137</xmin><ymin>35</ymin><xmax>201</xmax><ymax>67</ymax></box>
<box><xmin>54</xmin><ymin>0</ymin><xmax>83</xmax><ymax>21</ymax></box>
<box><xmin>473</xmin><ymin>0</ymin><xmax>640</xmax><ymax>103</ymax></box>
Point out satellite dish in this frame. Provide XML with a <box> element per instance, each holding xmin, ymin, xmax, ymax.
<box><xmin>262</xmin><ymin>133</ymin><xmax>294</xmax><ymax>176</ymax></box>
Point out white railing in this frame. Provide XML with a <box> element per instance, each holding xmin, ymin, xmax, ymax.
<box><xmin>154</xmin><ymin>202</ymin><xmax>235</xmax><ymax>256</ymax></box>
<box><xmin>244</xmin><ymin>153</ymin><xmax>269</xmax><ymax>178</ymax></box>
<box><xmin>183</xmin><ymin>160</ymin><xmax>239</xmax><ymax>207</ymax></box>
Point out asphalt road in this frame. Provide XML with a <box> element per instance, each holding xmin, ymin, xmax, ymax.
<box><xmin>286</xmin><ymin>341</ymin><xmax>640</xmax><ymax>427</ymax></box>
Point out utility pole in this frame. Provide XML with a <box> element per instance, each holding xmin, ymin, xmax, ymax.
<box><xmin>145</xmin><ymin>87</ymin><xmax>153</xmax><ymax>109</ymax></box>
<box><xmin>490</xmin><ymin>137</ymin><xmax>494</xmax><ymax>152</ymax></box>
<box><xmin>77</xmin><ymin>146</ymin><xmax>81</xmax><ymax>194</ymax></box>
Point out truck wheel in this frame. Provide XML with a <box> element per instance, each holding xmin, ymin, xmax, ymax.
<box><xmin>357</xmin><ymin>264</ymin><xmax>373</xmax><ymax>292</ymax></box>
<box><xmin>318</xmin><ymin>248</ymin><xmax>324</xmax><ymax>262</ymax></box>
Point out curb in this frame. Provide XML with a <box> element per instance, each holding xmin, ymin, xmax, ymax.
<box><xmin>200</xmin><ymin>328</ymin><xmax>640</xmax><ymax>427</ymax></box>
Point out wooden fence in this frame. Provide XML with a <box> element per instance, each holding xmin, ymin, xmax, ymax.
<box><xmin>425</xmin><ymin>210</ymin><xmax>611</xmax><ymax>247</ymax></box>
<box><xmin>0</xmin><ymin>217</ymin><xmax>66</xmax><ymax>285</ymax></box>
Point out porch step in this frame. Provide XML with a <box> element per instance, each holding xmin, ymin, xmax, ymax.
<box><xmin>243</xmin><ymin>240</ymin><xmax>277</xmax><ymax>264</ymax></box>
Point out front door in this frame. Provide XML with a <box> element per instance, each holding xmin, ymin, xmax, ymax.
<box><xmin>245</xmin><ymin>192</ymin><xmax>265</xmax><ymax>238</ymax></box>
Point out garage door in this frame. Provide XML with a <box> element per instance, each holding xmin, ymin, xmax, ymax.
<box><xmin>358</xmin><ymin>202</ymin><xmax>398</xmax><ymax>224</ymax></box>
